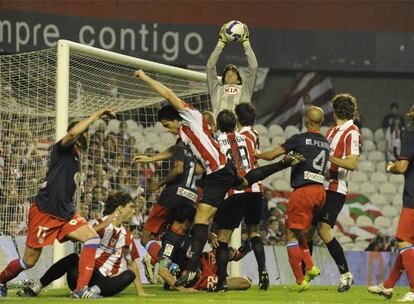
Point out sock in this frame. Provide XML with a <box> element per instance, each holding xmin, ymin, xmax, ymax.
<box><xmin>400</xmin><ymin>246</ymin><xmax>414</xmax><ymax>292</ymax></box>
<box><xmin>384</xmin><ymin>253</ymin><xmax>402</xmax><ymax>289</ymax></box>
<box><xmin>287</xmin><ymin>241</ymin><xmax>304</xmax><ymax>284</ymax></box>
<box><xmin>76</xmin><ymin>237</ymin><xmax>100</xmax><ymax>291</ymax></box>
<box><xmin>326</xmin><ymin>237</ymin><xmax>349</xmax><ymax>274</ymax></box>
<box><xmin>299</xmin><ymin>236</ymin><xmax>314</xmax><ymax>271</ymax></box>
<box><xmin>145</xmin><ymin>240</ymin><xmax>161</xmax><ymax>265</ymax></box>
<box><xmin>251</xmin><ymin>236</ymin><xmax>266</xmax><ymax>271</ymax></box>
<box><xmin>40</xmin><ymin>253</ymin><xmax>79</xmax><ymax>287</ymax></box>
<box><xmin>0</xmin><ymin>258</ymin><xmax>28</xmax><ymax>284</ymax></box>
<box><xmin>307</xmin><ymin>240</ymin><xmax>314</xmax><ymax>256</ymax></box>
<box><xmin>186</xmin><ymin>224</ymin><xmax>208</xmax><ymax>272</ymax></box>
<box><xmin>216</xmin><ymin>241</ymin><xmax>229</xmax><ymax>285</ymax></box>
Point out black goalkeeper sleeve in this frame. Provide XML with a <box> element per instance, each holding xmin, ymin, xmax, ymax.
<box><xmin>244</xmin><ymin>160</ymin><xmax>290</xmax><ymax>186</ymax></box>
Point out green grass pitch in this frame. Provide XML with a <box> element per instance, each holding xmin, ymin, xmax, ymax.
<box><xmin>2</xmin><ymin>284</ymin><xmax>410</xmax><ymax>303</ymax></box>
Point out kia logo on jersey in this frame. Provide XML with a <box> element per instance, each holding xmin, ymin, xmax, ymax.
<box><xmin>224</xmin><ymin>86</ymin><xmax>240</xmax><ymax>95</ymax></box>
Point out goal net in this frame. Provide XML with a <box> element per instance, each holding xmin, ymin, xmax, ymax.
<box><xmin>0</xmin><ymin>40</ymin><xmax>211</xmax><ymax>285</ymax></box>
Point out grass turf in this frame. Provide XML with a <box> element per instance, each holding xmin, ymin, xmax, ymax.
<box><xmin>1</xmin><ymin>284</ymin><xmax>410</xmax><ymax>303</ymax></box>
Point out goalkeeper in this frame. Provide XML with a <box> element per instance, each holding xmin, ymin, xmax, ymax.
<box><xmin>207</xmin><ymin>22</ymin><xmax>258</xmax><ymax>117</ymax></box>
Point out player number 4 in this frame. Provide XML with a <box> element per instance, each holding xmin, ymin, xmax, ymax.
<box><xmin>312</xmin><ymin>150</ymin><xmax>326</xmax><ymax>174</ymax></box>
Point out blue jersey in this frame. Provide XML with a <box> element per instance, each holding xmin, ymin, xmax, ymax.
<box><xmin>399</xmin><ymin>130</ymin><xmax>414</xmax><ymax>208</ymax></box>
<box><xmin>36</xmin><ymin>141</ymin><xmax>80</xmax><ymax>220</ymax></box>
<box><xmin>281</xmin><ymin>131</ymin><xmax>330</xmax><ymax>189</ymax></box>
<box><xmin>157</xmin><ymin>144</ymin><xmax>199</xmax><ymax>208</ymax></box>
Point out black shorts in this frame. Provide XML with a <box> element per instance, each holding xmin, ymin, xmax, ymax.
<box><xmin>313</xmin><ymin>190</ymin><xmax>346</xmax><ymax>228</ymax></box>
<box><xmin>214</xmin><ymin>192</ymin><xmax>264</xmax><ymax>230</ymax></box>
<box><xmin>200</xmin><ymin>162</ymin><xmax>244</xmax><ymax>208</ymax></box>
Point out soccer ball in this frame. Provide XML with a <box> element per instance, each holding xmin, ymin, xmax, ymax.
<box><xmin>224</xmin><ymin>20</ymin><xmax>245</xmax><ymax>42</ymax></box>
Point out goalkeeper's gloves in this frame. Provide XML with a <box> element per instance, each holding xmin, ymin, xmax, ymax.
<box><xmin>241</xmin><ymin>23</ymin><xmax>250</xmax><ymax>43</ymax></box>
<box><xmin>218</xmin><ymin>24</ymin><xmax>229</xmax><ymax>44</ymax></box>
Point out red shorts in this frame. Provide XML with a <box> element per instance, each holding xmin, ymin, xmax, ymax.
<box><xmin>286</xmin><ymin>184</ymin><xmax>326</xmax><ymax>230</ymax></box>
<box><xmin>143</xmin><ymin>204</ymin><xmax>170</xmax><ymax>235</ymax></box>
<box><xmin>396</xmin><ymin>207</ymin><xmax>414</xmax><ymax>244</ymax></box>
<box><xmin>26</xmin><ymin>203</ymin><xmax>88</xmax><ymax>248</ymax></box>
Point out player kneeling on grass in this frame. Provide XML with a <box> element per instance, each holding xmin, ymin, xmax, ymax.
<box><xmin>17</xmin><ymin>192</ymin><xmax>153</xmax><ymax>298</ymax></box>
<box><xmin>156</xmin><ymin>220</ymin><xmax>251</xmax><ymax>292</ymax></box>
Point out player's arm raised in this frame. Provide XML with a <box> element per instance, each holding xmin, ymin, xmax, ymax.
<box><xmin>134</xmin><ymin>70</ymin><xmax>185</xmax><ymax>111</ymax></box>
<box><xmin>133</xmin><ymin>144</ymin><xmax>178</xmax><ymax>163</ymax></box>
<box><xmin>147</xmin><ymin>160</ymin><xmax>184</xmax><ymax>192</ymax></box>
<box><xmin>61</xmin><ymin>108</ymin><xmax>116</xmax><ymax>147</ymax></box>
<box><xmin>329</xmin><ymin>155</ymin><xmax>359</xmax><ymax>171</ymax></box>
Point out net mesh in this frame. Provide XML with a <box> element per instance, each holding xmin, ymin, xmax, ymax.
<box><xmin>0</xmin><ymin>46</ymin><xmax>210</xmax><ymax>282</ymax></box>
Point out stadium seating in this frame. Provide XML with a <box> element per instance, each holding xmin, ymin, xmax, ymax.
<box><xmin>356</xmin><ymin>215</ymin><xmax>373</xmax><ymax>227</ymax></box>
<box><xmin>389</xmin><ymin>174</ymin><xmax>404</xmax><ymax>185</ymax></box>
<box><xmin>271</xmin><ymin>136</ymin><xmax>285</xmax><ymax>146</ymax></box>
<box><xmin>391</xmin><ymin>194</ymin><xmax>403</xmax><ymax>207</ymax></box>
<box><xmin>268</xmin><ymin>124</ymin><xmax>285</xmax><ymax>138</ymax></box>
<box><xmin>348</xmin><ymin>182</ymin><xmax>360</xmax><ymax>193</ymax></box>
<box><xmin>376</xmin><ymin>140</ymin><xmax>387</xmax><ymax>153</ymax></box>
<box><xmin>349</xmin><ymin>171</ymin><xmax>368</xmax><ymax>183</ymax></box>
<box><xmin>370</xmin><ymin>172</ymin><xmax>388</xmax><ymax>186</ymax></box>
<box><xmin>368</xmin><ymin>151</ymin><xmax>385</xmax><ymax>163</ymax></box>
<box><xmin>320</xmin><ymin>126</ymin><xmax>329</xmax><ymax>135</ymax></box>
<box><xmin>358</xmin><ymin>160</ymin><xmax>376</xmax><ymax>173</ymax></box>
<box><xmin>363</xmin><ymin>140</ymin><xmax>376</xmax><ymax>153</ymax></box>
<box><xmin>379</xmin><ymin>183</ymin><xmax>397</xmax><ymax>197</ymax></box>
<box><xmin>381</xmin><ymin>205</ymin><xmax>399</xmax><ymax>218</ymax></box>
<box><xmin>285</xmin><ymin>125</ymin><xmax>300</xmax><ymax>138</ymax></box>
<box><xmin>374</xmin><ymin>128</ymin><xmax>385</xmax><ymax>143</ymax></box>
<box><xmin>361</xmin><ymin>127</ymin><xmax>374</xmax><ymax>142</ymax></box>
<box><xmin>374</xmin><ymin>216</ymin><xmax>391</xmax><ymax>230</ymax></box>
<box><xmin>369</xmin><ymin>193</ymin><xmax>388</xmax><ymax>207</ymax></box>
<box><xmin>254</xmin><ymin>124</ymin><xmax>268</xmax><ymax>136</ymax></box>
<box><xmin>359</xmin><ymin>182</ymin><xmax>377</xmax><ymax>195</ymax></box>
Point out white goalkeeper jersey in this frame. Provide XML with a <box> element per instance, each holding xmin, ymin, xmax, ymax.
<box><xmin>217</xmin><ymin>131</ymin><xmax>260</xmax><ymax>196</ymax></box>
<box><xmin>207</xmin><ymin>43</ymin><xmax>258</xmax><ymax>117</ymax></box>
<box><xmin>90</xmin><ymin>217</ymin><xmax>140</xmax><ymax>277</ymax></box>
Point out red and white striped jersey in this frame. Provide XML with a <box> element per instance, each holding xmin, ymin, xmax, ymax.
<box><xmin>217</xmin><ymin>131</ymin><xmax>261</xmax><ymax>196</ymax></box>
<box><xmin>90</xmin><ymin>217</ymin><xmax>140</xmax><ymax>277</ymax></box>
<box><xmin>324</xmin><ymin>120</ymin><xmax>361</xmax><ymax>195</ymax></box>
<box><xmin>239</xmin><ymin>126</ymin><xmax>260</xmax><ymax>150</ymax></box>
<box><xmin>178</xmin><ymin>105</ymin><xmax>226</xmax><ymax>175</ymax></box>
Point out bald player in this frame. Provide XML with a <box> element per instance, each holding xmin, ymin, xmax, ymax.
<box><xmin>256</xmin><ymin>107</ymin><xmax>330</xmax><ymax>292</ymax></box>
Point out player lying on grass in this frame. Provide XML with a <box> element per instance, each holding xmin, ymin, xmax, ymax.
<box><xmin>17</xmin><ymin>192</ymin><xmax>152</xmax><ymax>298</ymax></box>
<box><xmin>133</xmin><ymin>141</ymin><xmax>203</xmax><ymax>282</ymax></box>
<box><xmin>156</xmin><ymin>220</ymin><xmax>252</xmax><ymax>292</ymax></box>
<box><xmin>134</xmin><ymin>69</ymin><xmax>248</xmax><ymax>288</ymax></box>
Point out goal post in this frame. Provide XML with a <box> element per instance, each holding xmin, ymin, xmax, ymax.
<box><xmin>0</xmin><ymin>39</ymin><xmax>241</xmax><ymax>288</ymax></box>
